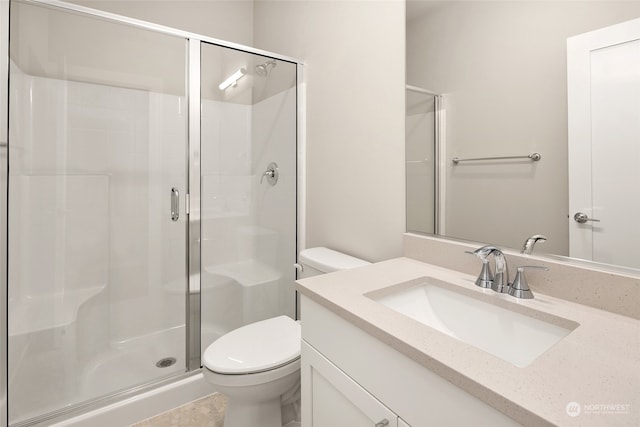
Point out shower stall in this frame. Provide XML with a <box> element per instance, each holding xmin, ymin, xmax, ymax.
<box><xmin>1</xmin><ymin>1</ymin><xmax>301</xmax><ymax>425</ymax></box>
<box><xmin>405</xmin><ymin>85</ymin><xmax>442</xmax><ymax>235</ymax></box>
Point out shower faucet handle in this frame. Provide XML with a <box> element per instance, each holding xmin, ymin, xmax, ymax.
<box><xmin>260</xmin><ymin>170</ymin><xmax>273</xmax><ymax>183</ymax></box>
<box><xmin>260</xmin><ymin>162</ymin><xmax>279</xmax><ymax>185</ymax></box>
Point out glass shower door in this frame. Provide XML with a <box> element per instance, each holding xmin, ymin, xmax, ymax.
<box><xmin>199</xmin><ymin>42</ymin><xmax>298</xmax><ymax>351</ymax></box>
<box><xmin>406</xmin><ymin>87</ymin><xmax>439</xmax><ymax>235</ymax></box>
<box><xmin>8</xmin><ymin>2</ymin><xmax>189</xmax><ymax>423</ymax></box>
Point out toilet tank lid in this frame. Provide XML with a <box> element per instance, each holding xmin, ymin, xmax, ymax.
<box><xmin>298</xmin><ymin>247</ymin><xmax>370</xmax><ymax>273</ymax></box>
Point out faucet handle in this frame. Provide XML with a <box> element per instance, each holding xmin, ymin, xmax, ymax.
<box><xmin>476</xmin><ymin>259</ymin><xmax>494</xmax><ymax>289</ymax></box>
<box><xmin>508</xmin><ymin>266</ymin><xmax>549</xmax><ymax>299</ymax></box>
<box><xmin>465</xmin><ymin>250</ymin><xmax>494</xmax><ymax>288</ymax></box>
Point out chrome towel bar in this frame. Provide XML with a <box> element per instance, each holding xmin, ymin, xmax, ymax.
<box><xmin>452</xmin><ymin>152</ymin><xmax>541</xmax><ymax>164</ymax></box>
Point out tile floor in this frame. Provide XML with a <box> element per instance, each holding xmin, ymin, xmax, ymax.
<box><xmin>129</xmin><ymin>393</ymin><xmax>301</xmax><ymax>427</ymax></box>
<box><xmin>130</xmin><ymin>393</ymin><xmax>227</xmax><ymax>427</ymax></box>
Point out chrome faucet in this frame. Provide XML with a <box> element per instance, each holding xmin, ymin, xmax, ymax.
<box><xmin>469</xmin><ymin>245</ymin><xmax>510</xmax><ymax>293</ymax></box>
<box><xmin>468</xmin><ymin>245</ymin><xmax>549</xmax><ymax>299</ymax></box>
<box><xmin>521</xmin><ymin>234</ymin><xmax>547</xmax><ymax>255</ymax></box>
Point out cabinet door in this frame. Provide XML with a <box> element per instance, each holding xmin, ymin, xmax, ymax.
<box><xmin>302</xmin><ymin>341</ymin><xmax>397</xmax><ymax>427</ymax></box>
<box><xmin>399</xmin><ymin>418</ymin><xmax>412</xmax><ymax>427</ymax></box>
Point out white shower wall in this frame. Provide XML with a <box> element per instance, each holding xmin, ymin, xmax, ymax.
<box><xmin>9</xmin><ymin>65</ymin><xmax>188</xmax><ymax>341</ymax></box>
<box><xmin>252</xmin><ymin>86</ymin><xmax>297</xmax><ymax>320</ymax></box>
<box><xmin>200</xmin><ymin>86</ymin><xmax>297</xmax><ymax>346</ymax></box>
<box><xmin>9</xmin><ymin>67</ymin><xmax>296</xmax><ymax>346</ymax></box>
<box><xmin>201</xmin><ymin>100</ymin><xmax>253</xmax><ymax>264</ymax></box>
<box><xmin>8</xmin><ymin>63</ymin><xmax>189</xmax><ymax>422</ymax></box>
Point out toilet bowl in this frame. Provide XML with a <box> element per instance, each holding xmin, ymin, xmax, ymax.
<box><xmin>203</xmin><ymin>316</ymin><xmax>300</xmax><ymax>427</ymax></box>
<box><xmin>203</xmin><ymin>247</ymin><xmax>370</xmax><ymax>427</ymax></box>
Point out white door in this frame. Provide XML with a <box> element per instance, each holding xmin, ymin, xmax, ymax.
<box><xmin>567</xmin><ymin>18</ymin><xmax>640</xmax><ymax>269</ymax></box>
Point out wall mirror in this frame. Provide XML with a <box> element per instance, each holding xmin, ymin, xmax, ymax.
<box><xmin>406</xmin><ymin>0</ymin><xmax>640</xmax><ymax>273</ymax></box>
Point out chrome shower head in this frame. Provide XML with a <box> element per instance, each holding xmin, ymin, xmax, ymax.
<box><xmin>255</xmin><ymin>59</ymin><xmax>277</xmax><ymax>76</ymax></box>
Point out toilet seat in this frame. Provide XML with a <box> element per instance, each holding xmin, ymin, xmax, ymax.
<box><xmin>204</xmin><ymin>357</ymin><xmax>300</xmax><ymax>388</ymax></box>
<box><xmin>203</xmin><ymin>316</ymin><xmax>301</xmax><ymax>375</ymax></box>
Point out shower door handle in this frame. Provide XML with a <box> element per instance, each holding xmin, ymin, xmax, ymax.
<box><xmin>171</xmin><ymin>187</ymin><xmax>180</xmax><ymax>221</ymax></box>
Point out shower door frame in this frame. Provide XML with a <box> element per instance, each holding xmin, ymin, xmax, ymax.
<box><xmin>0</xmin><ymin>0</ymin><xmax>305</xmax><ymax>426</ymax></box>
<box><xmin>405</xmin><ymin>85</ymin><xmax>445</xmax><ymax>235</ymax></box>
<box><xmin>1</xmin><ymin>0</ymin><xmax>9</xmax><ymax>426</ymax></box>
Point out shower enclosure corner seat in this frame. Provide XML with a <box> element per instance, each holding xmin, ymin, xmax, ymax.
<box><xmin>5</xmin><ymin>0</ymin><xmax>300</xmax><ymax>425</ymax></box>
<box><xmin>8</xmin><ymin>285</ymin><xmax>105</xmax><ymax>337</ymax></box>
<box><xmin>8</xmin><ymin>287</ymin><xmax>109</xmax><ymax>422</ymax></box>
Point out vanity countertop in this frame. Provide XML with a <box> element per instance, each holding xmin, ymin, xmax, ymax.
<box><xmin>295</xmin><ymin>257</ymin><xmax>640</xmax><ymax>427</ymax></box>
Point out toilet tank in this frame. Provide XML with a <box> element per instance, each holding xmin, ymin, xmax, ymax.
<box><xmin>298</xmin><ymin>247</ymin><xmax>370</xmax><ymax>279</ymax></box>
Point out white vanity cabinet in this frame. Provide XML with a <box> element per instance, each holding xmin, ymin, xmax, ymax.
<box><xmin>302</xmin><ymin>341</ymin><xmax>404</xmax><ymax>427</ymax></box>
<box><xmin>300</xmin><ymin>295</ymin><xmax>522</xmax><ymax>427</ymax></box>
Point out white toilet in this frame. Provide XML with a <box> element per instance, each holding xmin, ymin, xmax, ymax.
<box><xmin>202</xmin><ymin>247</ymin><xmax>370</xmax><ymax>427</ymax></box>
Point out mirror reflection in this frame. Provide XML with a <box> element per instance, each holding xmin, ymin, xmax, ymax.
<box><xmin>406</xmin><ymin>1</ymin><xmax>640</xmax><ymax>271</ymax></box>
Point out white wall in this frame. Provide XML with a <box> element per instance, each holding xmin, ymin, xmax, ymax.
<box><xmin>254</xmin><ymin>0</ymin><xmax>406</xmax><ymax>262</ymax></box>
<box><xmin>407</xmin><ymin>1</ymin><xmax>640</xmax><ymax>255</ymax></box>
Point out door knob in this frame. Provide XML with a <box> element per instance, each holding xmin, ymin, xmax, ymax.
<box><xmin>375</xmin><ymin>419</ymin><xmax>389</xmax><ymax>427</ymax></box>
<box><xmin>573</xmin><ymin>212</ymin><xmax>600</xmax><ymax>224</ymax></box>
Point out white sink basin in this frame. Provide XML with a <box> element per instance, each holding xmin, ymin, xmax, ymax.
<box><xmin>368</xmin><ymin>278</ymin><xmax>578</xmax><ymax>367</ymax></box>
